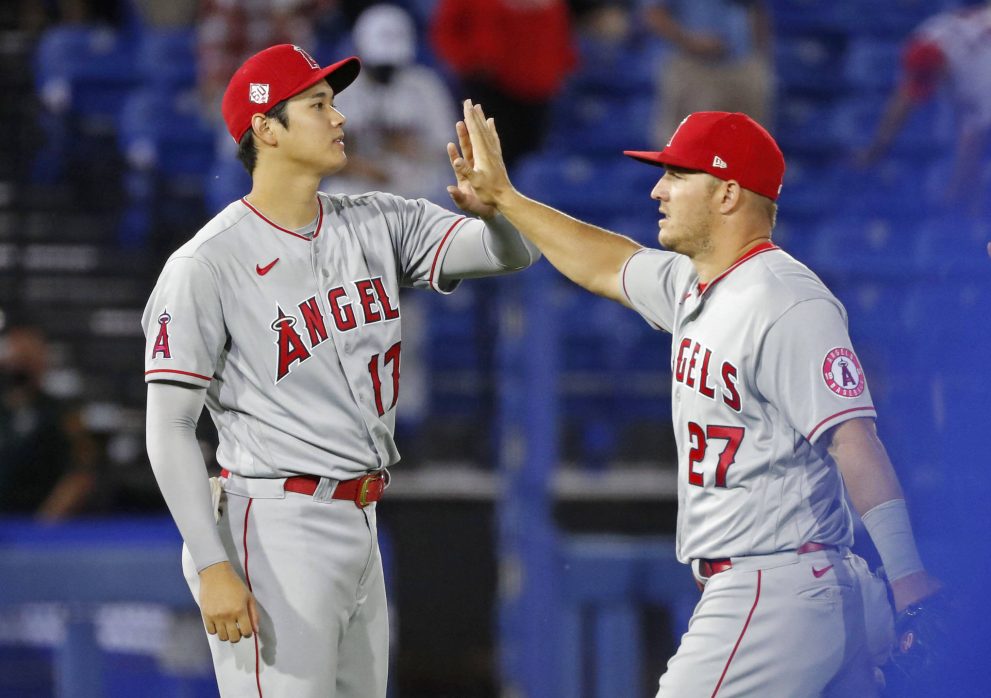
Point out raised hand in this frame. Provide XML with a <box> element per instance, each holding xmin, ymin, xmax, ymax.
<box><xmin>447</xmin><ymin>100</ymin><xmax>513</xmax><ymax>218</ymax></box>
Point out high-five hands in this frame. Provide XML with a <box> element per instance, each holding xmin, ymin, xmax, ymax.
<box><xmin>447</xmin><ymin>100</ymin><xmax>514</xmax><ymax>219</ymax></box>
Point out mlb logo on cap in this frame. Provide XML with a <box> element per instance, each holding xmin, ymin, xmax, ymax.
<box><xmin>249</xmin><ymin>83</ymin><xmax>270</xmax><ymax>104</ymax></box>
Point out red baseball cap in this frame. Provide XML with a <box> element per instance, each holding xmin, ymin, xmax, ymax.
<box><xmin>624</xmin><ymin>112</ymin><xmax>785</xmax><ymax>201</ymax></box>
<box><xmin>222</xmin><ymin>44</ymin><xmax>361</xmax><ymax>143</ymax></box>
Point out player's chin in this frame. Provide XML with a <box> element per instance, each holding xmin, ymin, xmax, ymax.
<box><xmin>658</xmin><ymin>225</ymin><xmax>675</xmax><ymax>248</ymax></box>
<box><xmin>319</xmin><ymin>155</ymin><xmax>348</xmax><ymax>178</ymax></box>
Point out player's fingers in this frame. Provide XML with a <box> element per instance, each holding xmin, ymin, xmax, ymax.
<box><xmin>462</xmin><ymin>102</ymin><xmax>487</xmax><ymax>161</ymax></box>
<box><xmin>446</xmin><ymin>142</ymin><xmax>464</xmax><ymax>177</ymax></box>
<box><xmin>447</xmin><ymin>185</ymin><xmax>467</xmax><ymax>207</ymax></box>
<box><xmin>486</xmin><ymin>117</ymin><xmax>503</xmax><ymax>156</ymax></box>
<box><xmin>236</xmin><ymin>610</ymin><xmax>253</xmax><ymax>639</ymax></box>
<box><xmin>247</xmin><ymin>596</ymin><xmax>260</xmax><ymax>635</ymax></box>
<box><xmin>448</xmin><ymin>144</ymin><xmax>472</xmax><ymax>184</ymax></box>
<box><xmin>215</xmin><ymin>621</ymin><xmax>230</xmax><ymax>642</ymax></box>
<box><xmin>225</xmin><ymin>620</ymin><xmax>242</xmax><ymax>644</ymax></box>
<box><xmin>204</xmin><ymin>617</ymin><xmax>218</xmax><ymax>636</ymax></box>
<box><xmin>468</xmin><ymin>105</ymin><xmax>497</xmax><ymax>164</ymax></box>
<box><xmin>456</xmin><ymin>119</ymin><xmax>473</xmax><ymax>165</ymax></box>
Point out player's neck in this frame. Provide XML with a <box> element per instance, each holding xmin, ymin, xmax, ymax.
<box><xmin>246</xmin><ymin>167</ymin><xmax>322</xmax><ymax>230</ymax></box>
<box><xmin>693</xmin><ymin>235</ymin><xmax>772</xmax><ymax>284</ymax></box>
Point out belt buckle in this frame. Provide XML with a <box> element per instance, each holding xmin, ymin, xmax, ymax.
<box><xmin>355</xmin><ymin>473</ymin><xmax>383</xmax><ymax>508</ymax></box>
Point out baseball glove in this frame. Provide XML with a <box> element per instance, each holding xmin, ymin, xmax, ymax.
<box><xmin>886</xmin><ymin>590</ymin><xmax>951</xmax><ymax>683</ymax></box>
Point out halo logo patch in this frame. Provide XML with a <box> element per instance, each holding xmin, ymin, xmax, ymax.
<box><xmin>822</xmin><ymin>347</ymin><xmax>865</xmax><ymax>398</ymax></box>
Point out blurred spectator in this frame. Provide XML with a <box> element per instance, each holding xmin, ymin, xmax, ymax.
<box><xmin>430</xmin><ymin>0</ymin><xmax>577</xmax><ymax>168</ymax></box>
<box><xmin>643</xmin><ymin>0</ymin><xmax>774</xmax><ymax>145</ymax></box>
<box><xmin>858</xmin><ymin>1</ymin><xmax>991</xmax><ymax>215</ymax></box>
<box><xmin>0</xmin><ymin>324</ymin><xmax>98</xmax><ymax>519</ymax></box>
<box><xmin>130</xmin><ymin>0</ymin><xmax>197</xmax><ymax>27</ymax></box>
<box><xmin>573</xmin><ymin>0</ymin><xmax>634</xmax><ymax>43</ymax></box>
<box><xmin>329</xmin><ymin>3</ymin><xmax>457</xmax><ymax>202</ymax></box>
<box><xmin>17</xmin><ymin>0</ymin><xmax>122</xmax><ymax>33</ymax></box>
<box><xmin>197</xmin><ymin>0</ymin><xmax>334</xmax><ymax>120</ymax></box>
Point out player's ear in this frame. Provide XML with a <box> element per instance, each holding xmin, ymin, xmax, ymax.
<box><xmin>251</xmin><ymin>113</ymin><xmax>278</xmax><ymax>147</ymax></box>
<box><xmin>718</xmin><ymin>180</ymin><xmax>744</xmax><ymax>214</ymax></box>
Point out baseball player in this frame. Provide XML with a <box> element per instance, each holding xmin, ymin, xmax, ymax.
<box><xmin>142</xmin><ymin>45</ymin><xmax>539</xmax><ymax>697</ymax></box>
<box><xmin>858</xmin><ymin>0</ymin><xmax>991</xmax><ymax>212</ymax></box>
<box><xmin>451</xmin><ymin>102</ymin><xmax>943</xmax><ymax>696</ymax></box>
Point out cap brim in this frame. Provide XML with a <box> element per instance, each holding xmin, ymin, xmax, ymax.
<box><xmin>623</xmin><ymin>149</ymin><xmax>701</xmax><ymax>171</ymax></box>
<box><xmin>289</xmin><ymin>56</ymin><xmax>362</xmax><ymax>102</ymax></box>
<box><xmin>322</xmin><ymin>56</ymin><xmax>361</xmax><ymax>95</ymax></box>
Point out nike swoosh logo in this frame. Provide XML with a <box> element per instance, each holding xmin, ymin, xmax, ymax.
<box><xmin>812</xmin><ymin>564</ymin><xmax>834</xmax><ymax>578</ymax></box>
<box><xmin>256</xmin><ymin>258</ymin><xmax>279</xmax><ymax>276</ymax></box>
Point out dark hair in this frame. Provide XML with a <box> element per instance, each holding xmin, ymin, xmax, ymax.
<box><xmin>236</xmin><ymin>99</ymin><xmax>290</xmax><ymax>175</ymax></box>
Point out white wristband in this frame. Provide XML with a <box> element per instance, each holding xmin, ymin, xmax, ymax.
<box><xmin>861</xmin><ymin>499</ymin><xmax>925</xmax><ymax>583</ymax></box>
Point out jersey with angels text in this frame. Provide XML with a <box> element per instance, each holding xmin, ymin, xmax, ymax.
<box><xmin>142</xmin><ymin>191</ymin><xmax>469</xmax><ymax>480</ymax></box>
<box><xmin>621</xmin><ymin>242</ymin><xmax>876</xmax><ymax>563</ymax></box>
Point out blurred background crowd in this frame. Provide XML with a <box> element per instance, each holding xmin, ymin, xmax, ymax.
<box><xmin>0</xmin><ymin>0</ymin><xmax>989</xmax><ymax>696</ymax></box>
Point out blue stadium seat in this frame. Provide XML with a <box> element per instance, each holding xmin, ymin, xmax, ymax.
<box><xmin>774</xmin><ymin>35</ymin><xmax>848</xmax><ymax>93</ymax></box>
<box><xmin>118</xmin><ymin>88</ymin><xmax>215</xmax><ymax>177</ymax></box>
<box><xmin>772</xmin><ymin>216</ymin><xmax>819</xmax><ymax>263</ymax></box>
<box><xmin>770</xmin><ymin>0</ymin><xmax>858</xmax><ymax>33</ymax></box>
<box><xmin>810</xmin><ymin>214</ymin><xmax>922</xmax><ymax>278</ymax></box>
<box><xmin>775</xmin><ymin>95</ymin><xmax>845</xmax><ymax>154</ymax></box>
<box><xmin>566</xmin><ymin>36</ymin><xmax>657</xmax><ymax>98</ymax></box>
<box><xmin>116</xmin><ymin>88</ymin><xmax>216</xmax><ymax>245</ymax></box>
<box><xmin>34</xmin><ymin>25</ymin><xmax>138</xmax><ymax>126</ymax></box>
<box><xmin>136</xmin><ymin>28</ymin><xmax>197</xmax><ymax>89</ymax></box>
<box><xmin>777</xmin><ymin>155</ymin><xmax>842</xmax><ymax>218</ymax></box>
<box><xmin>841</xmin><ymin>157</ymin><xmax>934</xmax><ymax>217</ymax></box>
<box><xmin>835</xmin><ymin>279</ymin><xmax>923</xmax><ymax>345</ymax></box>
<box><xmin>843</xmin><ymin>37</ymin><xmax>901</xmax><ymax>93</ymax></box>
<box><xmin>836</xmin><ymin>95</ymin><xmax>954</xmax><ymax>157</ymax></box>
<box><xmin>513</xmin><ymin>153</ymin><xmax>656</xmax><ymax>228</ymax></box>
<box><xmin>849</xmin><ymin>0</ymin><xmax>952</xmax><ymax>38</ymax></box>
<box><xmin>545</xmin><ymin>94</ymin><xmax>652</xmax><ymax>157</ymax></box>
<box><xmin>914</xmin><ymin>215</ymin><xmax>991</xmax><ymax>277</ymax></box>
<box><xmin>205</xmin><ymin>154</ymin><xmax>252</xmax><ymax>218</ymax></box>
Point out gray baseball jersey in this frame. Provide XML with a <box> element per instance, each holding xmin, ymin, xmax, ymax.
<box><xmin>621</xmin><ymin>242</ymin><xmax>876</xmax><ymax>564</ymax></box>
<box><xmin>142</xmin><ymin>191</ymin><xmax>470</xmax><ymax>481</ymax></box>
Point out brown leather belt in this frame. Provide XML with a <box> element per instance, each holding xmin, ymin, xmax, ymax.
<box><xmin>219</xmin><ymin>469</ymin><xmax>387</xmax><ymax>509</ymax></box>
<box><xmin>697</xmin><ymin>542</ymin><xmax>836</xmax><ymax>579</ymax></box>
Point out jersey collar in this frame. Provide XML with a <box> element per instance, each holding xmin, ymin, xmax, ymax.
<box><xmin>697</xmin><ymin>240</ymin><xmax>778</xmax><ymax>296</ymax></box>
<box><xmin>241</xmin><ymin>197</ymin><xmax>324</xmax><ymax>241</ymax></box>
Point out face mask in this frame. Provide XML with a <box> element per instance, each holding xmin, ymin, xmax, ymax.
<box><xmin>367</xmin><ymin>65</ymin><xmax>398</xmax><ymax>85</ymax></box>
<box><xmin>0</xmin><ymin>368</ymin><xmax>33</xmax><ymax>392</ymax></box>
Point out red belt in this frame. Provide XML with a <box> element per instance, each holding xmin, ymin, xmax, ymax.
<box><xmin>697</xmin><ymin>542</ymin><xmax>836</xmax><ymax>579</ymax></box>
<box><xmin>219</xmin><ymin>469</ymin><xmax>387</xmax><ymax>509</ymax></box>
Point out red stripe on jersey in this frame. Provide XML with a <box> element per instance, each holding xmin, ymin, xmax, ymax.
<box><xmin>145</xmin><ymin>368</ymin><xmax>212</xmax><ymax>382</ymax></box>
<box><xmin>242</xmin><ymin>499</ymin><xmax>263</xmax><ymax>697</ymax></box>
<box><xmin>807</xmin><ymin>406</ymin><xmax>876</xmax><ymax>443</ymax></box>
<box><xmin>711</xmin><ymin>569</ymin><xmax>761</xmax><ymax>697</ymax></box>
<box><xmin>241</xmin><ymin>197</ymin><xmax>324</xmax><ymax>241</ymax></box>
<box><xmin>429</xmin><ymin>217</ymin><xmax>466</xmax><ymax>291</ymax></box>
<box><xmin>700</xmin><ymin>241</ymin><xmax>778</xmax><ymax>297</ymax></box>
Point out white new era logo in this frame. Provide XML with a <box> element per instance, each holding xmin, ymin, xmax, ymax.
<box><xmin>249</xmin><ymin>83</ymin><xmax>270</xmax><ymax>104</ymax></box>
<box><xmin>712</xmin><ymin>155</ymin><xmax>728</xmax><ymax>169</ymax></box>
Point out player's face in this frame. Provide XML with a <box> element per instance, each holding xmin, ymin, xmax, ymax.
<box><xmin>277</xmin><ymin>82</ymin><xmax>348</xmax><ymax>176</ymax></box>
<box><xmin>651</xmin><ymin>168</ymin><xmax>719</xmax><ymax>257</ymax></box>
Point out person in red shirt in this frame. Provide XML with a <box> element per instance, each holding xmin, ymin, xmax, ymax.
<box><xmin>430</xmin><ymin>0</ymin><xmax>577</xmax><ymax>168</ymax></box>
